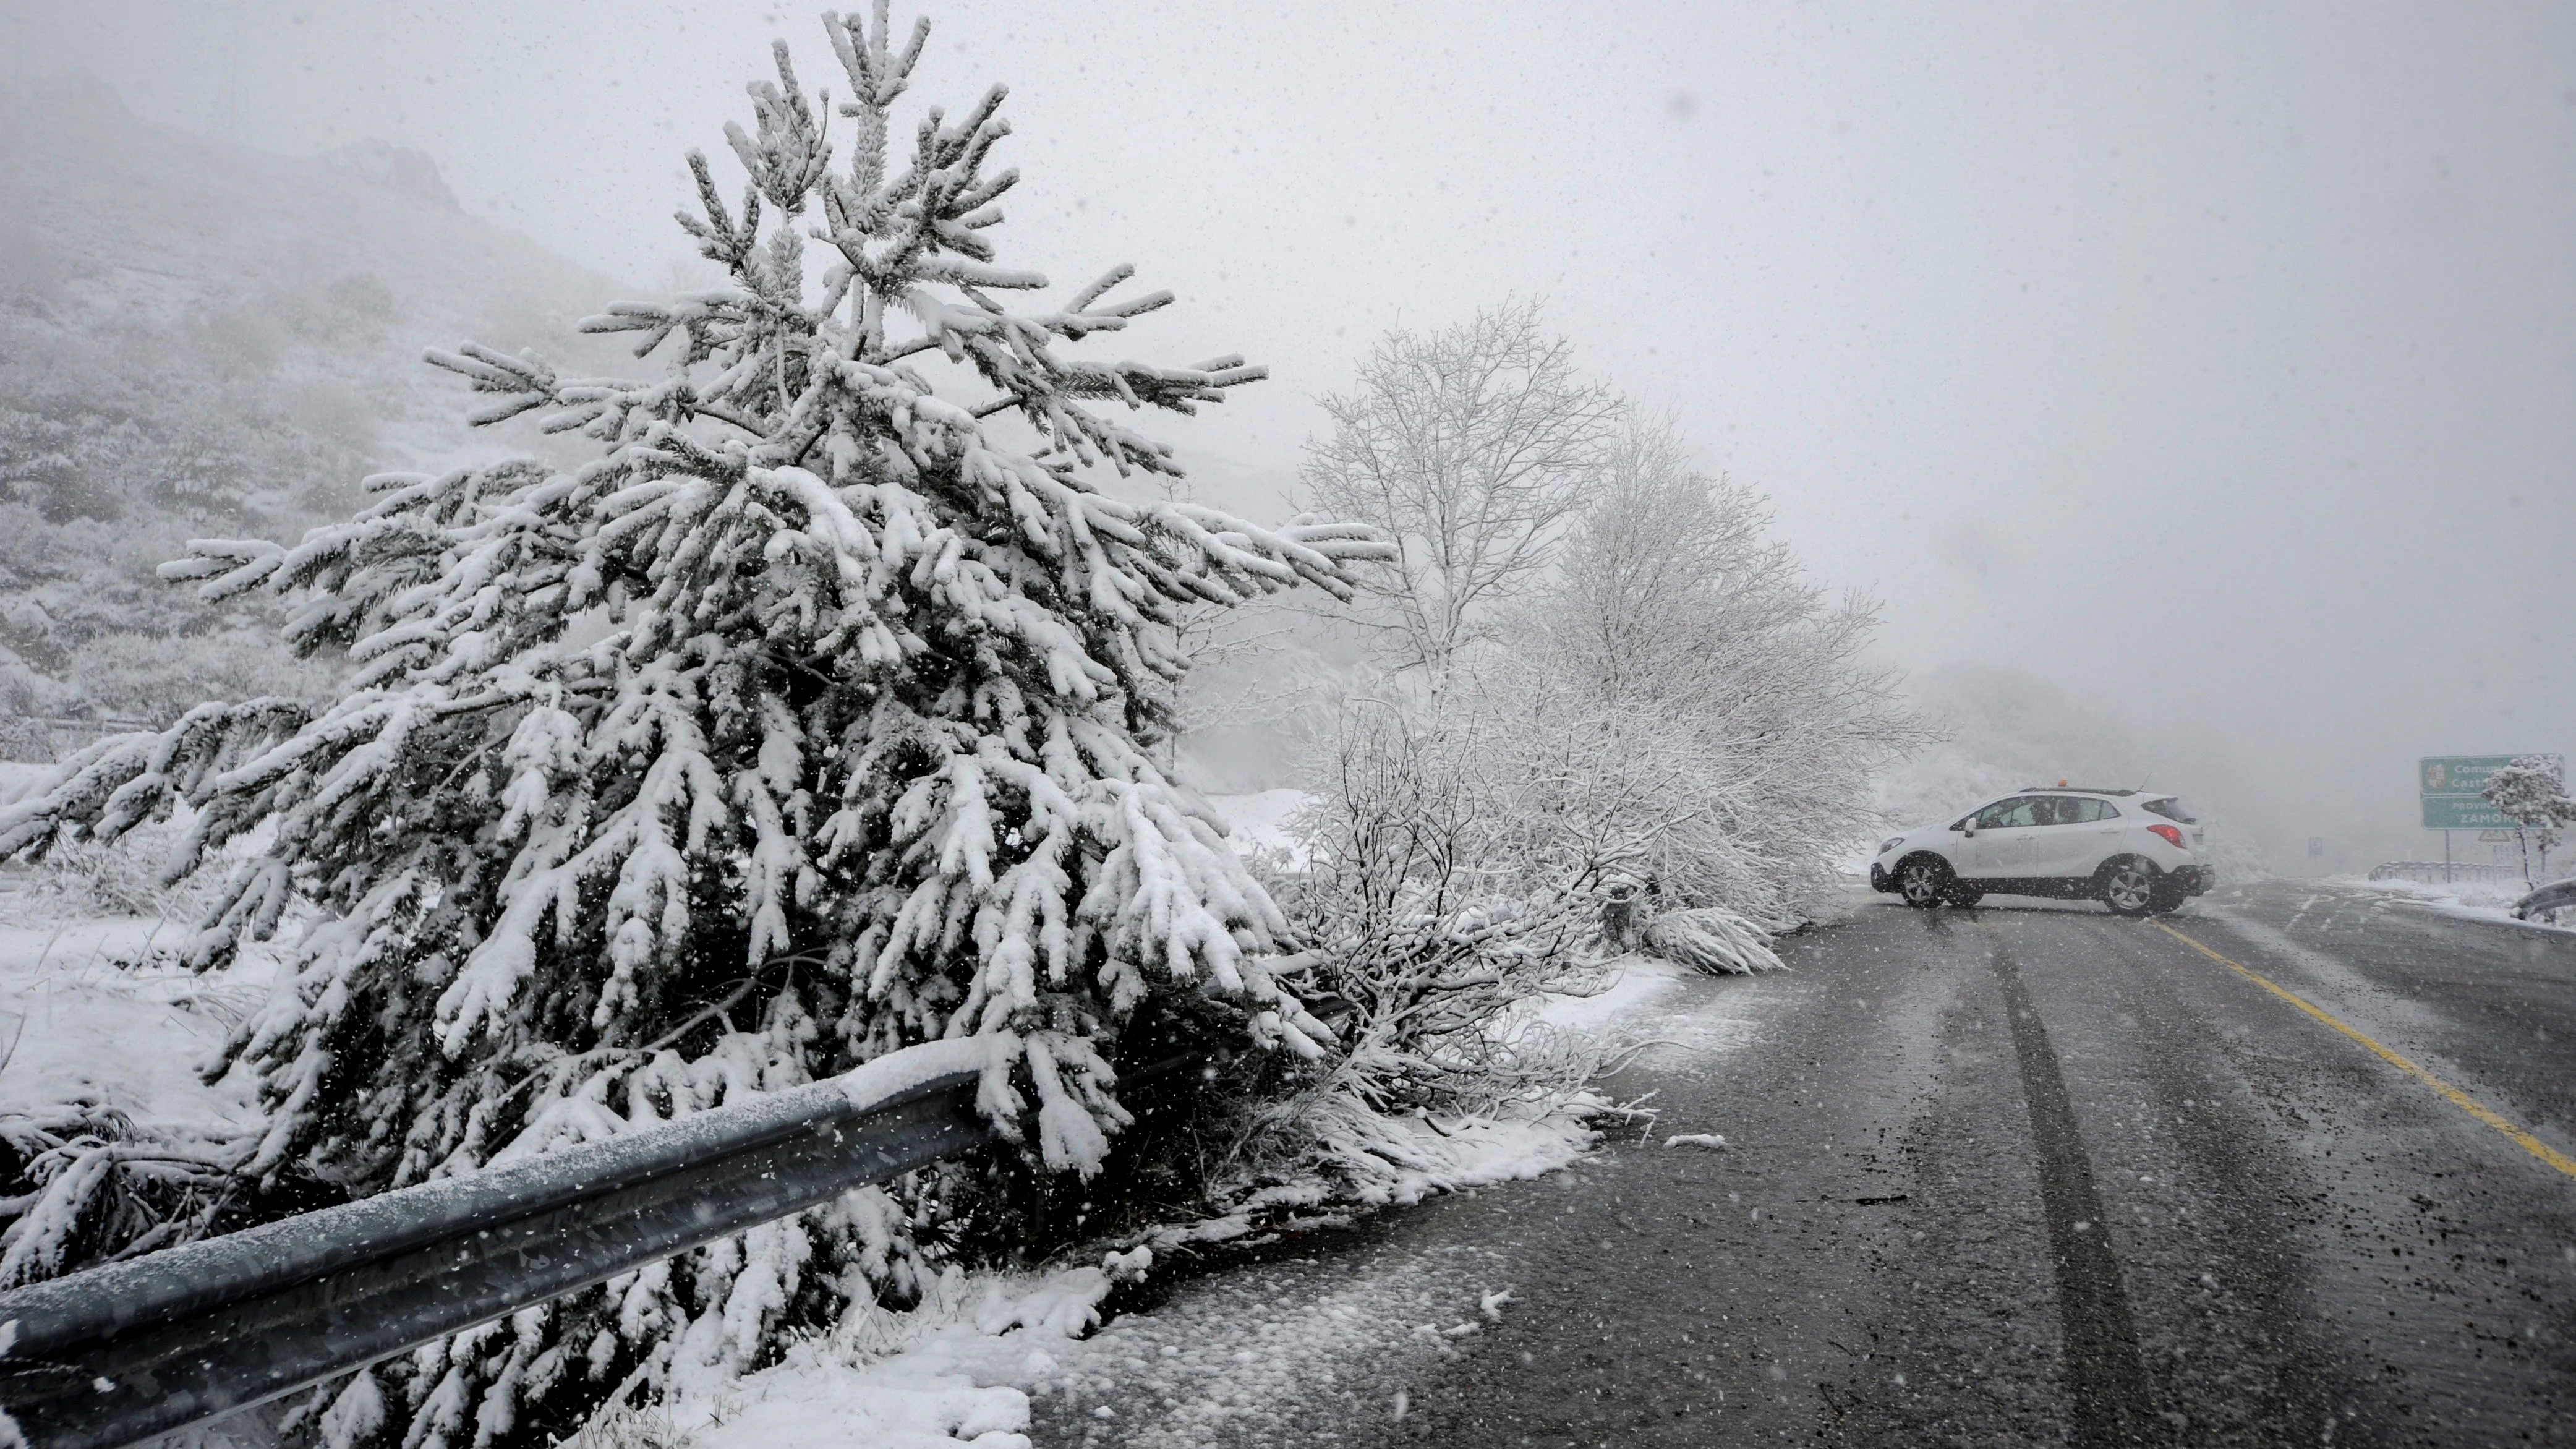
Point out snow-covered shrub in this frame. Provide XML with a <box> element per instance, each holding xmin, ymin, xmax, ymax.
<box><xmin>1285</xmin><ymin>705</ymin><xmax>1616</xmax><ymax>1103</ymax></box>
<box><xmin>1211</xmin><ymin>703</ymin><xmax>1629</xmax><ymax>1201</ymax></box>
<box><xmin>1219</xmin><ymin>408</ymin><xmax>1911</xmax><ymax>1202</ymax></box>
<box><xmin>15</xmin><ymin>813</ymin><xmax>223</xmax><ymax>922</ymax></box>
<box><xmin>0</xmin><ymin>7</ymin><xmax>1382</xmax><ymax>1442</ymax></box>
<box><xmin>63</xmin><ymin>626</ymin><xmax>344</xmax><ymax>727</ymax></box>
<box><xmin>2482</xmin><ymin>754</ymin><xmax>2572</xmax><ymax>880</ymax></box>
<box><xmin>555</xmin><ymin>1401</ymin><xmax>694</xmax><ymax>1449</ymax></box>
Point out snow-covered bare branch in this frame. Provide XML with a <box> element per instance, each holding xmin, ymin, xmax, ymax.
<box><xmin>1298</xmin><ymin>301</ymin><xmax>1620</xmax><ymax>678</ymax></box>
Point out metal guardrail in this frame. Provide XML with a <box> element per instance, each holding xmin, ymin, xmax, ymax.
<box><xmin>2515</xmin><ymin>879</ymin><xmax>2576</xmax><ymax>921</ymax></box>
<box><xmin>0</xmin><ymin>1064</ymin><xmax>995</xmax><ymax>1449</ymax></box>
<box><xmin>2366</xmin><ymin>861</ymin><xmax>2523</xmax><ymax>885</ymax></box>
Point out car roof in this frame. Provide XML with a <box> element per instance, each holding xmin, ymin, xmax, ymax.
<box><xmin>1932</xmin><ymin>787</ymin><xmax>2177</xmax><ymax>826</ymax></box>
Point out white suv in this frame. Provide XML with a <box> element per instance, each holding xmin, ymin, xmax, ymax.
<box><xmin>1867</xmin><ymin>788</ymin><xmax>2213</xmax><ymax>917</ymax></box>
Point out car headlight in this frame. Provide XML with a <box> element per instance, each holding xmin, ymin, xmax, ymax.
<box><xmin>1878</xmin><ymin>836</ymin><xmax>1906</xmax><ymax>855</ymax></box>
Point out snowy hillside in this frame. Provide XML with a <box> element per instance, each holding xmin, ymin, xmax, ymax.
<box><xmin>0</xmin><ymin>74</ymin><xmax>637</xmax><ymax>728</ymax></box>
<box><xmin>1877</xmin><ymin>662</ymin><xmax>2268</xmax><ymax>875</ymax></box>
<box><xmin>0</xmin><ymin>74</ymin><xmax>633</xmax><ymax>440</ymax></box>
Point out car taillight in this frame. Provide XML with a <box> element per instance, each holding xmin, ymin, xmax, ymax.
<box><xmin>2147</xmin><ymin>824</ymin><xmax>2183</xmax><ymax>848</ymax></box>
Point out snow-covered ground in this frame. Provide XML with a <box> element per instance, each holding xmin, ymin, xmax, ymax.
<box><xmin>0</xmin><ymin>915</ymin><xmax>273</xmax><ymax>1127</ymax></box>
<box><xmin>0</xmin><ymin>776</ymin><xmax>1718</xmax><ymax>1447</ymax></box>
<box><xmin>663</xmin><ymin>1166</ymin><xmax>1556</xmax><ymax>1449</ymax></box>
<box><xmin>652</xmin><ymin>950</ymin><xmax>1704</xmax><ymax>1449</ymax></box>
<box><xmin>2326</xmin><ymin>872</ymin><xmax>2576</xmax><ymax>937</ymax></box>
<box><xmin>0</xmin><ymin>764</ymin><xmax>273</xmax><ymax>1134</ymax></box>
<box><xmin>647</xmin><ymin>957</ymin><xmax>1708</xmax><ymax>1448</ymax></box>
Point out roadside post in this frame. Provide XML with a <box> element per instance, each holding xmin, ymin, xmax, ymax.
<box><xmin>1602</xmin><ymin>881</ymin><xmax>1639</xmax><ymax>951</ymax></box>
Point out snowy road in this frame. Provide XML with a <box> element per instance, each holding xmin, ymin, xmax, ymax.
<box><xmin>1065</xmin><ymin>879</ymin><xmax>2576</xmax><ymax>1447</ymax></box>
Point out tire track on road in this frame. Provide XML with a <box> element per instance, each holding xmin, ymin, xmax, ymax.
<box><xmin>1984</xmin><ymin>928</ymin><xmax>2156</xmax><ymax>1447</ymax></box>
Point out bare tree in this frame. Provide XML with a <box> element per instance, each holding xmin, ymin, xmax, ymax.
<box><xmin>1156</xmin><ymin>590</ymin><xmax>1320</xmax><ymax>772</ymax></box>
<box><xmin>1299</xmin><ymin>301</ymin><xmax>1622</xmax><ymax>677</ymax></box>
<box><xmin>1499</xmin><ymin>414</ymin><xmax>1932</xmax><ymax>920</ymax></box>
<box><xmin>2481</xmin><ymin>754</ymin><xmax>2573</xmax><ymax>883</ymax></box>
<box><xmin>1550</xmin><ymin>416</ymin><xmax>1792</xmax><ymax>699</ymax></box>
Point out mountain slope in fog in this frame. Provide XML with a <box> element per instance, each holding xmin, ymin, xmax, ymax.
<box><xmin>1878</xmin><ymin>662</ymin><xmax>2269</xmax><ymax>876</ymax></box>
<box><xmin>0</xmin><ymin>74</ymin><xmax>631</xmax><ymax>425</ymax></box>
<box><xmin>0</xmin><ymin>74</ymin><xmax>634</xmax><ymax>727</ymax></box>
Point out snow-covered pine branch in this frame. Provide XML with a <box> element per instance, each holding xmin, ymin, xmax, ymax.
<box><xmin>0</xmin><ymin>7</ymin><xmax>1388</xmax><ymax>1439</ymax></box>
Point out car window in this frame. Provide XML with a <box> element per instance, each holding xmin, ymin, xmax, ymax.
<box><xmin>1977</xmin><ymin>798</ymin><xmax>2040</xmax><ymax>829</ymax></box>
<box><xmin>2050</xmin><ymin>797</ymin><xmax>2113</xmax><ymax>823</ymax></box>
<box><xmin>2143</xmin><ymin>797</ymin><xmax>2196</xmax><ymax>824</ymax></box>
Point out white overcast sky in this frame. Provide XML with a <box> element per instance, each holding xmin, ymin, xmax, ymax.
<box><xmin>11</xmin><ymin>0</ymin><xmax>2575</xmax><ymax>853</ymax></box>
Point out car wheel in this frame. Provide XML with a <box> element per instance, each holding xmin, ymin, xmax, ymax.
<box><xmin>2100</xmin><ymin>858</ymin><xmax>2159</xmax><ymax>918</ymax></box>
<box><xmin>2147</xmin><ymin>878</ymin><xmax>2188</xmax><ymax>915</ymax></box>
<box><xmin>1944</xmin><ymin>882</ymin><xmax>1985</xmax><ymax>907</ymax></box>
<box><xmin>1896</xmin><ymin>855</ymin><xmax>1953</xmax><ymax>909</ymax></box>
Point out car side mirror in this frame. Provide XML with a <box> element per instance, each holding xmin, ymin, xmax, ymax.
<box><xmin>1960</xmin><ymin>827</ymin><xmax>1976</xmax><ymax>838</ymax></box>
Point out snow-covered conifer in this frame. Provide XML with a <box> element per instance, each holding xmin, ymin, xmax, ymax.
<box><xmin>0</xmin><ymin>6</ymin><xmax>1381</xmax><ymax>1438</ymax></box>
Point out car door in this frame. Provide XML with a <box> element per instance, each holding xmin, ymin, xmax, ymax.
<box><xmin>2076</xmin><ymin>797</ymin><xmax>2126</xmax><ymax>874</ymax></box>
<box><xmin>2028</xmin><ymin>795</ymin><xmax>2113</xmax><ymax>877</ymax></box>
<box><xmin>1959</xmin><ymin>797</ymin><xmax>2041</xmax><ymax>878</ymax></box>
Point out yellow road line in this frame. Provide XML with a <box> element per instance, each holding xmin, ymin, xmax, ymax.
<box><xmin>2154</xmin><ymin>921</ymin><xmax>2576</xmax><ymax>1182</ymax></box>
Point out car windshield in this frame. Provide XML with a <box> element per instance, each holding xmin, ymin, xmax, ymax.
<box><xmin>2144</xmin><ymin>797</ymin><xmax>2197</xmax><ymax>824</ymax></box>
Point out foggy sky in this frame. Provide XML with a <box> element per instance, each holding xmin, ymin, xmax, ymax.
<box><xmin>11</xmin><ymin>0</ymin><xmax>2574</xmax><ymax>865</ymax></box>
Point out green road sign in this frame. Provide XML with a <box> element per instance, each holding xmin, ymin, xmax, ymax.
<box><xmin>2420</xmin><ymin>753</ymin><xmax>2562</xmax><ymax>831</ymax></box>
<box><xmin>2425</xmin><ymin>796</ymin><xmax>2520</xmax><ymax>830</ymax></box>
<box><xmin>2420</xmin><ymin>756</ymin><xmax>2515</xmax><ymax>797</ymax></box>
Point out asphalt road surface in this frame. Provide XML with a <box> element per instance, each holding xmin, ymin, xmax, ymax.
<box><xmin>1075</xmin><ymin>879</ymin><xmax>2576</xmax><ymax>1447</ymax></box>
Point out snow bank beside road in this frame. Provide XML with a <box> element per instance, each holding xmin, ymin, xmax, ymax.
<box><xmin>673</xmin><ymin>1221</ymin><xmax>1533</xmax><ymax>1449</ymax></box>
<box><xmin>657</xmin><ymin>928</ymin><xmax>1712</xmax><ymax>1449</ymax></box>
<box><xmin>663</xmin><ymin>1099</ymin><xmax>1597</xmax><ymax>1449</ymax></box>
<box><xmin>2327</xmin><ymin>873</ymin><xmax>2576</xmax><ymax>938</ymax></box>
<box><xmin>1517</xmin><ymin>954</ymin><xmax>1691</xmax><ymax>1033</ymax></box>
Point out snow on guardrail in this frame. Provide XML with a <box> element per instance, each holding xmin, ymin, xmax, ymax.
<box><xmin>2366</xmin><ymin>861</ymin><xmax>2524</xmax><ymax>886</ymax></box>
<box><xmin>2514</xmin><ymin>879</ymin><xmax>2576</xmax><ymax>922</ymax></box>
<box><xmin>0</xmin><ymin>1037</ymin><xmax>1006</xmax><ymax>1449</ymax></box>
